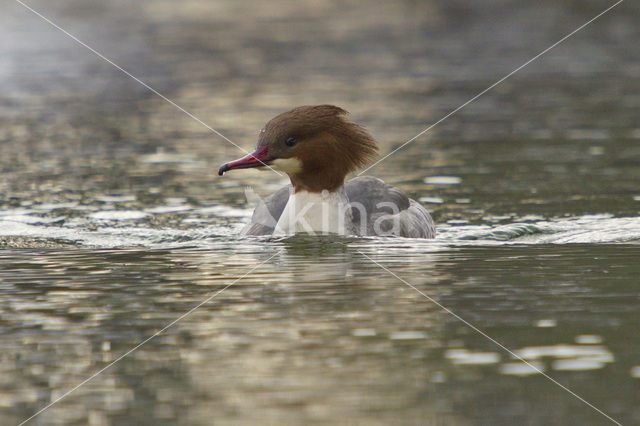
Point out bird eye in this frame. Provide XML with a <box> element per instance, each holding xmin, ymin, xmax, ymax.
<box><xmin>285</xmin><ymin>137</ymin><xmax>297</xmax><ymax>147</ymax></box>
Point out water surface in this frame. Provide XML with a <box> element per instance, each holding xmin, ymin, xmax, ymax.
<box><xmin>1</xmin><ymin>0</ymin><xmax>639</xmax><ymax>424</ymax></box>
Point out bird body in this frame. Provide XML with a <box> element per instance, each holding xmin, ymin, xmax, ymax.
<box><xmin>219</xmin><ymin>105</ymin><xmax>435</xmax><ymax>238</ymax></box>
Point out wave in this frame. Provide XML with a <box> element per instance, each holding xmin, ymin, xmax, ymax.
<box><xmin>445</xmin><ymin>215</ymin><xmax>640</xmax><ymax>244</ymax></box>
<box><xmin>1</xmin><ymin>206</ymin><xmax>639</xmax><ymax>248</ymax></box>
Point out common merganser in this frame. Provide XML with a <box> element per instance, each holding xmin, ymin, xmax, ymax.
<box><xmin>218</xmin><ymin>105</ymin><xmax>435</xmax><ymax>238</ymax></box>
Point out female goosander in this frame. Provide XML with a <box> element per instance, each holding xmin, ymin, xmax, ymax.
<box><xmin>218</xmin><ymin>105</ymin><xmax>435</xmax><ymax>238</ymax></box>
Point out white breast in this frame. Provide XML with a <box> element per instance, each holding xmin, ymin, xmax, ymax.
<box><xmin>273</xmin><ymin>188</ymin><xmax>354</xmax><ymax>236</ymax></box>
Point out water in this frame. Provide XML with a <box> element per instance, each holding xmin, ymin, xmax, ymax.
<box><xmin>2</xmin><ymin>0</ymin><xmax>640</xmax><ymax>424</ymax></box>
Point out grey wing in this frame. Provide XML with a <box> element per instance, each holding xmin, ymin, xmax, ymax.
<box><xmin>241</xmin><ymin>185</ymin><xmax>291</xmax><ymax>236</ymax></box>
<box><xmin>395</xmin><ymin>199</ymin><xmax>436</xmax><ymax>238</ymax></box>
<box><xmin>345</xmin><ymin>176</ymin><xmax>435</xmax><ymax>239</ymax></box>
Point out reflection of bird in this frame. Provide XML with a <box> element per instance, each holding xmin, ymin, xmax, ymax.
<box><xmin>219</xmin><ymin>105</ymin><xmax>435</xmax><ymax>238</ymax></box>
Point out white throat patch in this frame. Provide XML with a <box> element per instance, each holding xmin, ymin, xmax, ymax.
<box><xmin>271</xmin><ymin>158</ymin><xmax>303</xmax><ymax>174</ymax></box>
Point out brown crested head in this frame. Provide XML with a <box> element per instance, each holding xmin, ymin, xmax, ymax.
<box><xmin>218</xmin><ymin>105</ymin><xmax>378</xmax><ymax>192</ymax></box>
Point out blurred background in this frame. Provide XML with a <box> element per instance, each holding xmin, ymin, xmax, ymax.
<box><xmin>1</xmin><ymin>0</ymin><xmax>640</xmax><ymax>425</ymax></box>
<box><xmin>2</xmin><ymin>0</ymin><xmax>639</xmax><ymax>226</ymax></box>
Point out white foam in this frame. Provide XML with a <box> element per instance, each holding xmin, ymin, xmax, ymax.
<box><xmin>198</xmin><ymin>205</ymin><xmax>252</xmax><ymax>217</ymax></box>
<box><xmin>98</xmin><ymin>195</ymin><xmax>137</xmax><ymax>203</ymax></box>
<box><xmin>90</xmin><ymin>211</ymin><xmax>149</xmax><ymax>220</ymax></box>
<box><xmin>144</xmin><ymin>205</ymin><xmax>192</xmax><ymax>214</ymax></box>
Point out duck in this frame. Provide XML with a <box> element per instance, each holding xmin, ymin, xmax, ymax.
<box><xmin>218</xmin><ymin>105</ymin><xmax>435</xmax><ymax>238</ymax></box>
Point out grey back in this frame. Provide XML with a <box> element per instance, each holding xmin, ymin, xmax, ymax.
<box><xmin>241</xmin><ymin>176</ymin><xmax>435</xmax><ymax>238</ymax></box>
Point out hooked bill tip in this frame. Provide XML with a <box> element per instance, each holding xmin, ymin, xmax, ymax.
<box><xmin>218</xmin><ymin>164</ymin><xmax>229</xmax><ymax>176</ymax></box>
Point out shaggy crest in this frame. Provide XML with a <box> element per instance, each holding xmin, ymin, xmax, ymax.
<box><xmin>259</xmin><ymin>105</ymin><xmax>379</xmax><ymax>192</ymax></box>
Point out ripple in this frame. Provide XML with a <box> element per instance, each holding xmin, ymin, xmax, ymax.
<box><xmin>419</xmin><ymin>196</ymin><xmax>444</xmax><ymax>204</ymax></box>
<box><xmin>513</xmin><ymin>344</ymin><xmax>614</xmax><ymax>364</ymax></box>
<box><xmin>500</xmin><ymin>361</ymin><xmax>545</xmax><ymax>376</ymax></box>
<box><xmin>144</xmin><ymin>205</ymin><xmax>193</xmax><ymax>214</ymax></box>
<box><xmin>453</xmin><ymin>215</ymin><xmax>640</xmax><ymax>244</ymax></box>
<box><xmin>575</xmin><ymin>335</ymin><xmax>602</xmax><ymax>345</ymax></box>
<box><xmin>389</xmin><ymin>331</ymin><xmax>426</xmax><ymax>340</ymax></box>
<box><xmin>90</xmin><ymin>211</ymin><xmax>150</xmax><ymax>220</ymax></box>
<box><xmin>2</xmin><ymin>201</ymin><xmax>640</xmax><ymax>250</ymax></box>
<box><xmin>457</xmin><ymin>223</ymin><xmax>547</xmax><ymax>241</ymax></box>
<box><xmin>198</xmin><ymin>205</ymin><xmax>252</xmax><ymax>217</ymax></box>
<box><xmin>424</xmin><ymin>176</ymin><xmax>462</xmax><ymax>185</ymax></box>
<box><xmin>552</xmin><ymin>359</ymin><xmax>606</xmax><ymax>371</ymax></box>
<box><xmin>444</xmin><ymin>349</ymin><xmax>500</xmax><ymax>365</ymax></box>
<box><xmin>535</xmin><ymin>319</ymin><xmax>557</xmax><ymax>328</ymax></box>
<box><xmin>352</xmin><ymin>329</ymin><xmax>377</xmax><ymax>337</ymax></box>
<box><xmin>97</xmin><ymin>194</ymin><xmax>137</xmax><ymax>203</ymax></box>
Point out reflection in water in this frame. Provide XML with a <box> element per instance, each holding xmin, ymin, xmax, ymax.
<box><xmin>1</xmin><ymin>243</ymin><xmax>640</xmax><ymax>424</ymax></box>
<box><xmin>0</xmin><ymin>244</ymin><xmax>445</xmax><ymax>424</ymax></box>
